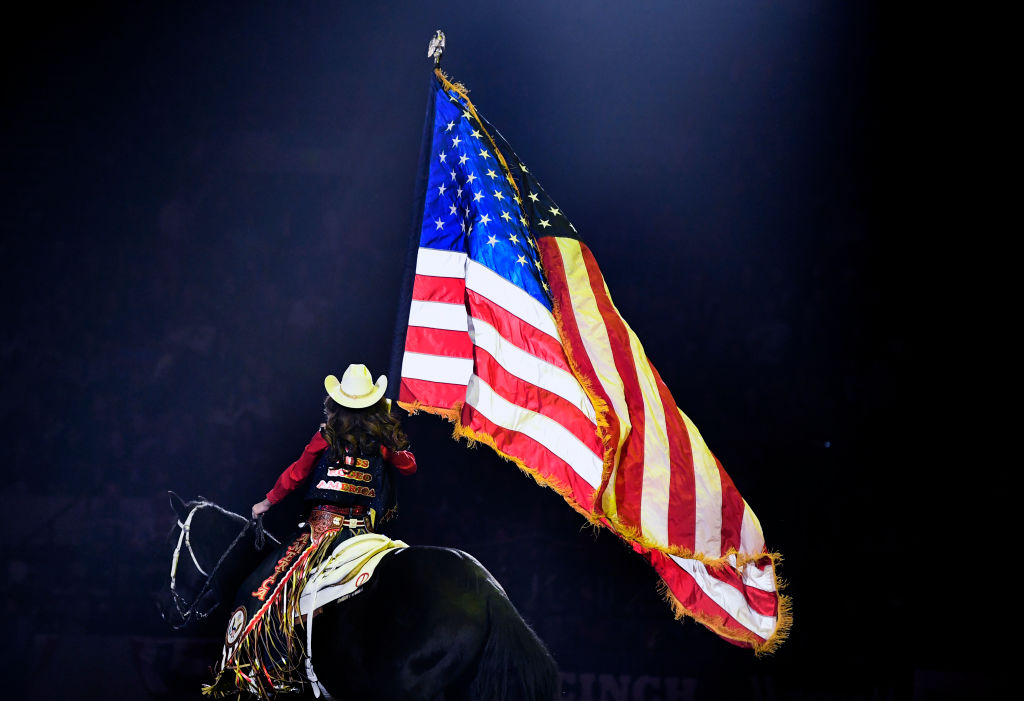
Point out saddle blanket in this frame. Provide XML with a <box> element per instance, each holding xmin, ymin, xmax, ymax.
<box><xmin>299</xmin><ymin>532</ymin><xmax>407</xmax><ymax>615</ymax></box>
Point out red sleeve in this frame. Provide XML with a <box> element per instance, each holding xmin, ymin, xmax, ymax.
<box><xmin>266</xmin><ymin>430</ymin><xmax>330</xmax><ymax>504</ymax></box>
<box><xmin>381</xmin><ymin>445</ymin><xmax>417</xmax><ymax>475</ymax></box>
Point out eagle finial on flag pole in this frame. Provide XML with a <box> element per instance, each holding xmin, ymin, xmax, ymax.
<box><xmin>427</xmin><ymin>30</ymin><xmax>445</xmax><ymax>66</ymax></box>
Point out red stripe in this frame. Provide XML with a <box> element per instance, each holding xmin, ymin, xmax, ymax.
<box><xmin>647</xmin><ymin>363</ymin><xmax>697</xmax><ymax>552</ymax></box>
<box><xmin>471</xmin><ymin>346</ymin><xmax>604</xmax><ymax>457</ymax></box>
<box><xmin>399</xmin><ymin>378</ymin><xmax>467</xmax><ymax>410</ymax></box>
<box><xmin>461</xmin><ymin>405</ymin><xmax>597</xmax><ymax>512</ymax></box>
<box><xmin>412</xmin><ymin>274</ymin><xmax>465</xmax><ymax>305</ymax></box>
<box><xmin>403</xmin><ymin>326</ymin><xmax>473</xmax><ymax>358</ymax></box>
<box><xmin>742</xmin><ymin>582</ymin><xmax>780</xmax><ymax>620</ymax></box>
<box><xmin>697</xmin><ymin>556</ymin><xmax>779</xmax><ymax>619</ymax></box>
<box><xmin>717</xmin><ymin>456</ymin><xmax>746</xmax><ymax>555</ymax></box>
<box><xmin>465</xmin><ymin>289</ymin><xmax>571</xmax><ymax>371</ymax></box>
<box><xmin>576</xmin><ymin>241</ymin><xmax>647</xmax><ymax>527</ymax></box>
<box><xmin>538</xmin><ymin>238</ymin><xmax>621</xmax><ymax>491</ymax></box>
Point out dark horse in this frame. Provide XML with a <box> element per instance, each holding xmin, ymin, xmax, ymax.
<box><xmin>158</xmin><ymin>494</ymin><xmax>558</xmax><ymax>700</ymax></box>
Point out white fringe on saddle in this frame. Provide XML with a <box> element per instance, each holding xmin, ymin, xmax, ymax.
<box><xmin>300</xmin><ymin>532</ymin><xmax>407</xmax><ymax>698</ymax></box>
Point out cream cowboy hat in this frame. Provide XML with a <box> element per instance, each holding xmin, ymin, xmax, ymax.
<box><xmin>324</xmin><ymin>364</ymin><xmax>387</xmax><ymax>409</ymax></box>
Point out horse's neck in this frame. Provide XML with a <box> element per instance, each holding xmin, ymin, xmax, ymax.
<box><xmin>193</xmin><ymin>504</ymin><xmax>259</xmax><ymax>592</ymax></box>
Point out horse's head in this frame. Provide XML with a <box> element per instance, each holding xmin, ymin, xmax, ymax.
<box><xmin>158</xmin><ymin>492</ymin><xmax>274</xmax><ymax>630</ymax></box>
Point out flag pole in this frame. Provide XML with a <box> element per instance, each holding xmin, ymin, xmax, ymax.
<box><xmin>386</xmin><ymin>32</ymin><xmax>445</xmax><ymax>402</ymax></box>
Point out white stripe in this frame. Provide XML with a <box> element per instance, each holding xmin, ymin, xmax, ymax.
<box><xmin>669</xmin><ymin>554</ymin><xmax>777</xmax><ymax>640</ymax></box>
<box><xmin>557</xmin><ymin>241</ymin><xmax>632</xmax><ymax>510</ymax></box>
<box><xmin>401</xmin><ymin>352</ymin><xmax>473</xmax><ymax>386</ymax></box>
<box><xmin>680</xmin><ymin>408</ymin><xmax>723</xmax><ymax>557</ymax></box>
<box><xmin>727</xmin><ymin>554</ymin><xmax>776</xmax><ymax>593</ymax></box>
<box><xmin>466</xmin><ymin>376</ymin><xmax>603</xmax><ymax>489</ymax></box>
<box><xmin>468</xmin><ymin>317</ymin><xmax>598</xmax><ymax>425</ymax></box>
<box><xmin>739</xmin><ymin>500</ymin><xmax>766</xmax><ymax>556</ymax></box>
<box><xmin>465</xmin><ymin>259</ymin><xmax>560</xmax><ymax>339</ymax></box>
<box><xmin>408</xmin><ymin>300</ymin><xmax>468</xmax><ymax>332</ymax></box>
<box><xmin>416</xmin><ymin>247</ymin><xmax>468</xmax><ymax>278</ymax></box>
<box><xmin>631</xmin><ymin>333</ymin><xmax>672</xmax><ymax>547</ymax></box>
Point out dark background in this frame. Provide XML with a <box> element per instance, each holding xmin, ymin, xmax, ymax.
<box><xmin>1</xmin><ymin>1</ymin><xmax>975</xmax><ymax>699</ymax></box>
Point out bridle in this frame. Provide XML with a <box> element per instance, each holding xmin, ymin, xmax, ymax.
<box><xmin>168</xmin><ymin>501</ymin><xmax>274</xmax><ymax>629</ymax></box>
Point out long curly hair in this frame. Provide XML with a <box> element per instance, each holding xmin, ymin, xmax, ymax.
<box><xmin>321</xmin><ymin>395</ymin><xmax>409</xmax><ymax>460</ymax></box>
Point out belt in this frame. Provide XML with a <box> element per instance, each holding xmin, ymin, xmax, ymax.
<box><xmin>314</xmin><ymin>504</ymin><xmax>367</xmax><ymax>517</ymax></box>
<box><xmin>308</xmin><ymin>506</ymin><xmax>371</xmax><ymax>537</ymax></box>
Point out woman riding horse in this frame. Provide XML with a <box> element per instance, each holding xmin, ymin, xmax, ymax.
<box><xmin>164</xmin><ymin>495</ymin><xmax>559</xmax><ymax>700</ymax></box>
<box><xmin>205</xmin><ymin>363</ymin><xmax>416</xmax><ymax>697</ymax></box>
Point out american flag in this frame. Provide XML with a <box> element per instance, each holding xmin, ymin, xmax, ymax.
<box><xmin>390</xmin><ymin>71</ymin><xmax>789</xmax><ymax>651</ymax></box>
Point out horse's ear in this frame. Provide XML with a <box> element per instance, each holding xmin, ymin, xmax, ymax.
<box><xmin>168</xmin><ymin>491</ymin><xmax>188</xmax><ymax>520</ymax></box>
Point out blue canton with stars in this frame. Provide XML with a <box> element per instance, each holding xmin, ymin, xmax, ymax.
<box><xmin>419</xmin><ymin>79</ymin><xmax>551</xmax><ymax>310</ymax></box>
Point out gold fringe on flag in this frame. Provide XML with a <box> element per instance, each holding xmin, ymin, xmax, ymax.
<box><xmin>656</xmin><ymin>570</ymin><xmax>793</xmax><ymax>656</ymax></box>
<box><xmin>400</xmin><ymin>396</ymin><xmax>791</xmax><ymax>652</ymax></box>
<box><xmin>397</xmin><ymin>399</ymin><xmax>460</xmax><ymax>423</ymax></box>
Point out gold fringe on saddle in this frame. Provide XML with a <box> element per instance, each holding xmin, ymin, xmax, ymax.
<box><xmin>203</xmin><ymin>512</ymin><xmax>344</xmax><ymax>699</ymax></box>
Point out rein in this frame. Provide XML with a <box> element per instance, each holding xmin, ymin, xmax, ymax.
<box><xmin>169</xmin><ymin>502</ymin><xmax>275</xmax><ymax>629</ymax></box>
<box><xmin>170</xmin><ymin>506</ymin><xmax>209</xmax><ymax>577</ymax></box>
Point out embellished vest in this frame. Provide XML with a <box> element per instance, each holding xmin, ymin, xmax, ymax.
<box><xmin>304</xmin><ymin>439</ymin><xmax>394</xmax><ymax>521</ymax></box>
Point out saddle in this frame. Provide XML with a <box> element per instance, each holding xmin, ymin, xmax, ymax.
<box><xmin>299</xmin><ymin>532</ymin><xmax>407</xmax><ymax>615</ymax></box>
<box><xmin>299</xmin><ymin>532</ymin><xmax>407</xmax><ymax>698</ymax></box>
